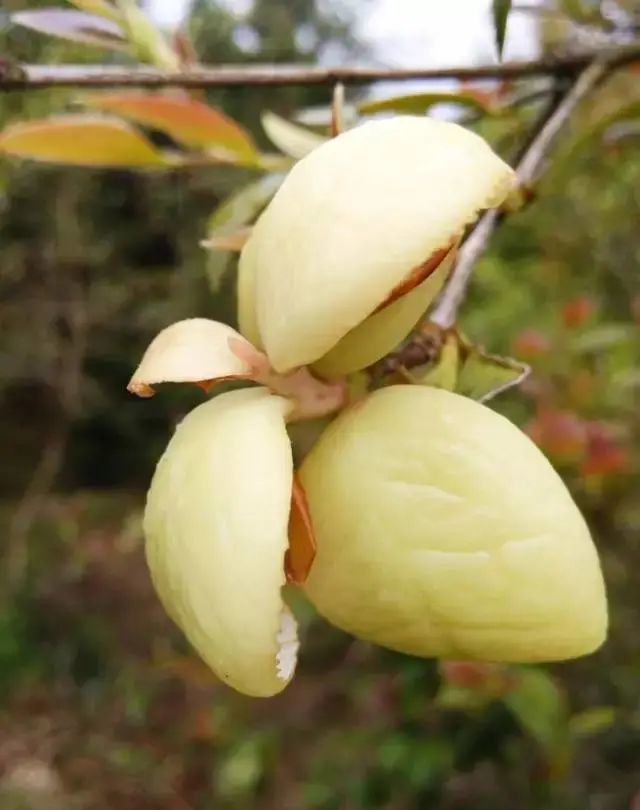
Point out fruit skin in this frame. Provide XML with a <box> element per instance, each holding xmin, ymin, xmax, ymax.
<box><xmin>241</xmin><ymin>116</ymin><xmax>515</xmax><ymax>373</ymax></box>
<box><xmin>300</xmin><ymin>386</ymin><xmax>607</xmax><ymax>662</ymax></box>
<box><xmin>312</xmin><ymin>251</ymin><xmax>455</xmax><ymax>378</ymax></box>
<box><xmin>144</xmin><ymin>388</ymin><xmax>296</xmax><ymax>697</ymax></box>
<box><xmin>128</xmin><ymin>318</ymin><xmax>257</xmax><ymax>397</ymax></box>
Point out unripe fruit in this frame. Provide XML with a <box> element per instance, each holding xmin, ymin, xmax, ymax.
<box><xmin>300</xmin><ymin>386</ymin><xmax>607</xmax><ymax>662</ymax></box>
<box><xmin>144</xmin><ymin>388</ymin><xmax>298</xmax><ymax>697</ymax></box>
<box><xmin>240</xmin><ymin>117</ymin><xmax>515</xmax><ymax>373</ymax></box>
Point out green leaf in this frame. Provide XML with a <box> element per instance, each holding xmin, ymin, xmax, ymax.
<box><xmin>359</xmin><ymin>90</ymin><xmax>497</xmax><ymax>117</ymax></box>
<box><xmin>505</xmin><ymin>668</ymin><xmax>567</xmax><ymax>752</ymax></box>
<box><xmin>569</xmin><ymin>706</ymin><xmax>616</xmax><ymax>738</ymax></box>
<box><xmin>559</xmin><ymin>0</ymin><xmax>606</xmax><ymax>24</ymax></box>
<box><xmin>567</xmin><ymin>102</ymin><xmax>640</xmax><ymax>158</ymax></box>
<box><xmin>403</xmin><ymin>328</ymin><xmax>529</xmax><ymax>403</ymax></box>
<box><xmin>115</xmin><ymin>0</ymin><xmax>179</xmax><ymax>71</ymax></box>
<box><xmin>492</xmin><ymin>0</ymin><xmax>512</xmax><ymax>59</ymax></box>
<box><xmin>11</xmin><ymin>8</ymin><xmax>126</xmax><ymax>49</ymax></box>
<box><xmin>204</xmin><ymin>173</ymin><xmax>285</xmax><ymax>291</ymax></box>
<box><xmin>261</xmin><ymin>111</ymin><xmax>327</xmax><ymax>159</ymax></box>
<box><xmin>571</xmin><ymin>324</ymin><xmax>636</xmax><ymax>353</ymax></box>
<box><xmin>0</xmin><ymin>115</ymin><xmax>165</xmax><ymax>167</ymax></box>
<box><xmin>456</xmin><ymin>343</ymin><xmax>529</xmax><ymax>403</ymax></box>
<box><xmin>410</xmin><ymin>333</ymin><xmax>460</xmax><ymax>392</ymax></box>
<box><xmin>67</xmin><ymin>0</ymin><xmax>120</xmax><ymax>23</ymax></box>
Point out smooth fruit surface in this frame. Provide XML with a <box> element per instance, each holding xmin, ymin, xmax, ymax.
<box><xmin>300</xmin><ymin>386</ymin><xmax>607</xmax><ymax>662</ymax></box>
<box><xmin>242</xmin><ymin>117</ymin><xmax>514</xmax><ymax>372</ymax></box>
<box><xmin>144</xmin><ymin>388</ymin><xmax>296</xmax><ymax>696</ymax></box>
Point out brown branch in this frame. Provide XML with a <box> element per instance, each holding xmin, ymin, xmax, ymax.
<box><xmin>430</xmin><ymin>59</ymin><xmax>608</xmax><ymax>331</ymax></box>
<box><xmin>1</xmin><ymin>44</ymin><xmax>639</xmax><ymax>89</ymax></box>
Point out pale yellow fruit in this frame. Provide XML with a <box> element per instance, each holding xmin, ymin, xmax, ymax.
<box><xmin>144</xmin><ymin>388</ymin><xmax>298</xmax><ymax>697</ymax></box>
<box><xmin>300</xmin><ymin>386</ymin><xmax>607</xmax><ymax>662</ymax></box>
<box><xmin>128</xmin><ymin>318</ymin><xmax>259</xmax><ymax>397</ymax></box>
<box><xmin>237</xmin><ymin>236</ymin><xmax>263</xmax><ymax>350</ymax></box>
<box><xmin>241</xmin><ymin>116</ymin><xmax>515</xmax><ymax>372</ymax></box>
<box><xmin>313</xmin><ymin>251</ymin><xmax>454</xmax><ymax>377</ymax></box>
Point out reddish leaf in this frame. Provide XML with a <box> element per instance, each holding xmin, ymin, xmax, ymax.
<box><xmin>440</xmin><ymin>661</ymin><xmax>516</xmax><ymax>695</ymax></box>
<box><xmin>511</xmin><ymin>328</ymin><xmax>552</xmax><ymax>359</ymax></box>
<box><xmin>581</xmin><ymin>423</ymin><xmax>629</xmax><ymax>477</ymax></box>
<box><xmin>526</xmin><ymin>408</ymin><xmax>587</xmax><ymax>461</ymax></box>
<box><xmin>82</xmin><ymin>92</ymin><xmax>258</xmax><ymax>162</ymax></box>
<box><xmin>0</xmin><ymin>115</ymin><xmax>165</xmax><ymax>167</ymax></box>
<box><xmin>562</xmin><ymin>296</ymin><xmax>596</xmax><ymax>328</ymax></box>
<box><xmin>11</xmin><ymin>9</ymin><xmax>126</xmax><ymax>49</ymax></box>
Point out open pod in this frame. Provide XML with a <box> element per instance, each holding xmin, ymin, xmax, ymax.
<box><xmin>144</xmin><ymin>388</ymin><xmax>308</xmax><ymax>696</ymax></box>
<box><xmin>239</xmin><ymin>116</ymin><xmax>515</xmax><ymax>373</ymax></box>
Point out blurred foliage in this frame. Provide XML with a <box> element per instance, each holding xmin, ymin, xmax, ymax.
<box><xmin>0</xmin><ymin>1</ymin><xmax>640</xmax><ymax>808</ymax></box>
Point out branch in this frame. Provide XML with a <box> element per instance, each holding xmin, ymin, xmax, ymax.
<box><xmin>368</xmin><ymin>59</ymin><xmax>609</xmax><ymax>381</ymax></box>
<box><xmin>1</xmin><ymin>45</ymin><xmax>639</xmax><ymax>89</ymax></box>
<box><xmin>430</xmin><ymin>59</ymin><xmax>608</xmax><ymax>331</ymax></box>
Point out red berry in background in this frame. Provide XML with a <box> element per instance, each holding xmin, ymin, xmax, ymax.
<box><xmin>440</xmin><ymin>661</ymin><xmax>517</xmax><ymax>696</ymax></box>
<box><xmin>562</xmin><ymin>296</ymin><xmax>596</xmax><ymax>328</ymax></box>
<box><xmin>526</xmin><ymin>408</ymin><xmax>588</xmax><ymax>462</ymax></box>
<box><xmin>511</xmin><ymin>328</ymin><xmax>552</xmax><ymax>359</ymax></box>
<box><xmin>581</xmin><ymin>422</ymin><xmax>630</xmax><ymax>477</ymax></box>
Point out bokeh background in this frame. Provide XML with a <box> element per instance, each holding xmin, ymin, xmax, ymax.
<box><xmin>1</xmin><ymin>0</ymin><xmax>640</xmax><ymax>807</ymax></box>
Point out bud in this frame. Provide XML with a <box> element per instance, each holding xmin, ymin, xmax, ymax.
<box><xmin>240</xmin><ymin>117</ymin><xmax>515</xmax><ymax>374</ymax></box>
<box><xmin>300</xmin><ymin>385</ymin><xmax>607</xmax><ymax>662</ymax></box>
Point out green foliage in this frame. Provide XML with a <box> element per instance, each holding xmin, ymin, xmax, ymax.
<box><xmin>492</xmin><ymin>0</ymin><xmax>512</xmax><ymax>59</ymax></box>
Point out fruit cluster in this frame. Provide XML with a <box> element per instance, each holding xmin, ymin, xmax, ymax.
<box><xmin>129</xmin><ymin>118</ymin><xmax>607</xmax><ymax>697</ymax></box>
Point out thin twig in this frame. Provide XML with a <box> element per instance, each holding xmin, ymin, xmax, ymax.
<box><xmin>1</xmin><ymin>45</ymin><xmax>639</xmax><ymax>89</ymax></box>
<box><xmin>370</xmin><ymin>59</ymin><xmax>611</xmax><ymax>379</ymax></box>
<box><xmin>331</xmin><ymin>82</ymin><xmax>345</xmax><ymax>137</ymax></box>
<box><xmin>430</xmin><ymin>59</ymin><xmax>608</xmax><ymax>331</ymax></box>
<box><xmin>435</xmin><ymin>68</ymin><xmax>594</xmax><ymax>326</ymax></box>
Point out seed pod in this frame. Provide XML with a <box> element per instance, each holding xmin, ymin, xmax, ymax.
<box><xmin>300</xmin><ymin>386</ymin><xmax>607</xmax><ymax>662</ymax></box>
<box><xmin>240</xmin><ymin>117</ymin><xmax>515</xmax><ymax>373</ymax></box>
<box><xmin>128</xmin><ymin>318</ymin><xmax>263</xmax><ymax>397</ymax></box>
<box><xmin>144</xmin><ymin>388</ymin><xmax>298</xmax><ymax>696</ymax></box>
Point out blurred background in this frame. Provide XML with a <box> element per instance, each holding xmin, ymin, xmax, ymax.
<box><xmin>1</xmin><ymin>0</ymin><xmax>640</xmax><ymax>807</ymax></box>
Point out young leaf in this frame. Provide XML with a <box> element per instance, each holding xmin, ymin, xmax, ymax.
<box><xmin>116</xmin><ymin>0</ymin><xmax>179</xmax><ymax>71</ymax></box>
<box><xmin>456</xmin><ymin>343</ymin><xmax>530</xmax><ymax>402</ymax></box>
<box><xmin>82</xmin><ymin>93</ymin><xmax>258</xmax><ymax>163</ymax></box>
<box><xmin>11</xmin><ymin>9</ymin><xmax>126</xmax><ymax>49</ymax></box>
<box><xmin>406</xmin><ymin>332</ymin><xmax>459</xmax><ymax>392</ymax></box>
<box><xmin>359</xmin><ymin>90</ymin><xmax>497</xmax><ymax>117</ymax></box>
<box><xmin>0</xmin><ymin>115</ymin><xmax>165</xmax><ymax>167</ymax></box>
<box><xmin>261</xmin><ymin>111</ymin><xmax>327</xmax><ymax>159</ymax></box>
<box><xmin>204</xmin><ymin>173</ymin><xmax>285</xmax><ymax>291</ymax></box>
<box><xmin>402</xmin><ymin>328</ymin><xmax>529</xmax><ymax>403</ymax></box>
<box><xmin>505</xmin><ymin>668</ymin><xmax>567</xmax><ymax>753</ymax></box>
<box><xmin>567</xmin><ymin>101</ymin><xmax>640</xmax><ymax>157</ymax></box>
<box><xmin>66</xmin><ymin>0</ymin><xmax>120</xmax><ymax>23</ymax></box>
<box><xmin>492</xmin><ymin>0</ymin><xmax>512</xmax><ymax>59</ymax></box>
